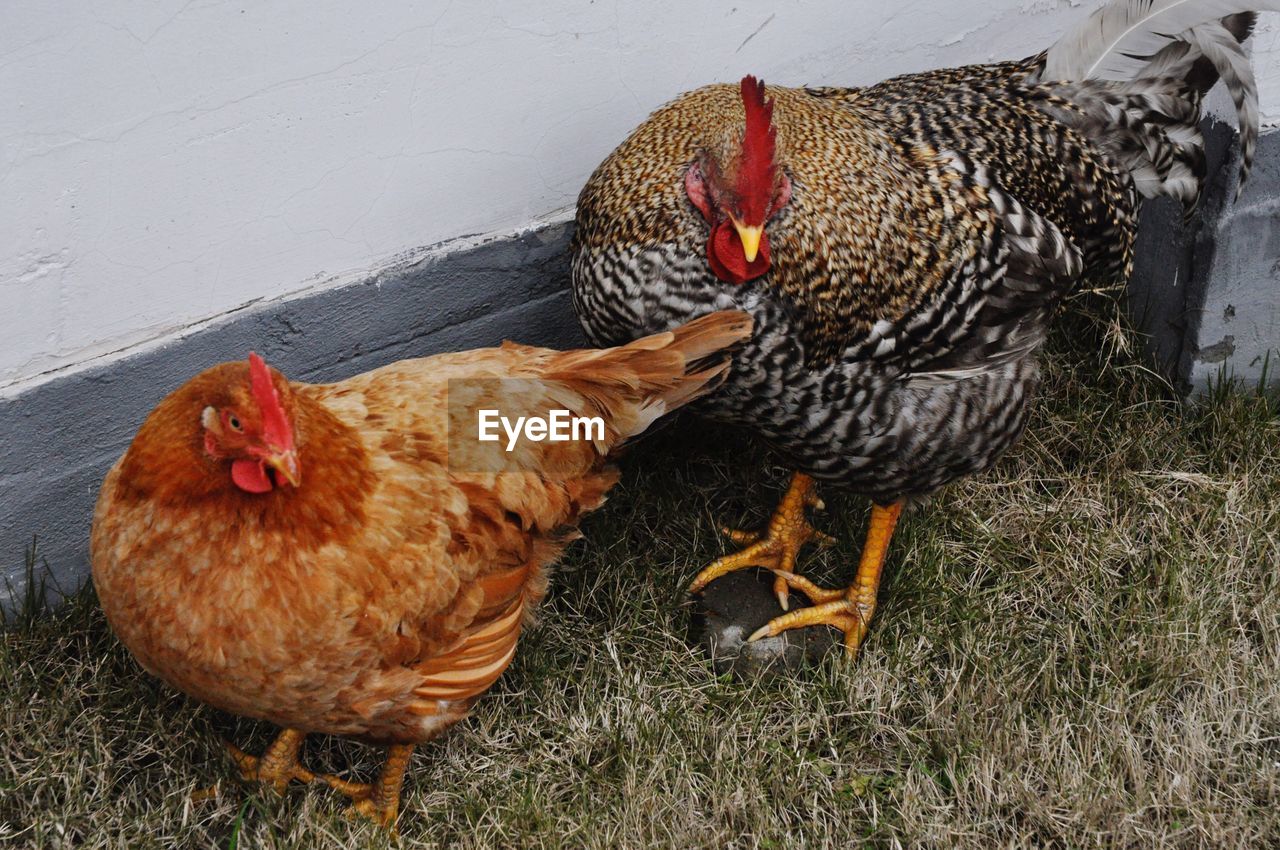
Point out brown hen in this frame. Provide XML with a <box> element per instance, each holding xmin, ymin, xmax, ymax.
<box><xmin>90</xmin><ymin>310</ymin><xmax>751</xmax><ymax>828</ymax></box>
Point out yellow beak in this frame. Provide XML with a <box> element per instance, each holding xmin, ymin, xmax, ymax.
<box><xmin>265</xmin><ymin>450</ymin><xmax>301</xmax><ymax>488</ymax></box>
<box><xmin>734</xmin><ymin>222</ymin><xmax>763</xmax><ymax>264</ymax></box>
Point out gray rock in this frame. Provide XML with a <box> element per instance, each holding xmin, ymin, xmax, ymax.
<box><xmin>690</xmin><ymin>568</ymin><xmax>841</xmax><ymax>676</ymax></box>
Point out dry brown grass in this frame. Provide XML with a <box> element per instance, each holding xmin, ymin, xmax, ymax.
<box><xmin>3</xmin><ymin>315</ymin><xmax>1279</xmax><ymax>849</ymax></box>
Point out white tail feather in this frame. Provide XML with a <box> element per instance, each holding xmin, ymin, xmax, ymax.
<box><xmin>1044</xmin><ymin>0</ymin><xmax>1279</xmax><ymax>81</ymax></box>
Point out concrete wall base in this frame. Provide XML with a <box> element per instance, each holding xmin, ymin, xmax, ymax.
<box><xmin>1131</xmin><ymin>124</ymin><xmax>1280</xmax><ymax>396</ymax></box>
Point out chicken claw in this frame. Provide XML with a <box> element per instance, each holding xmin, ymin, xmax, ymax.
<box><xmin>225</xmin><ymin>728</ymin><xmax>316</xmax><ymax>795</ymax></box>
<box><xmin>689</xmin><ymin>472</ymin><xmax>834</xmax><ymax>610</ymax></box>
<box><xmin>747</xmin><ymin>500</ymin><xmax>903</xmax><ymax>658</ymax></box>
<box><xmin>319</xmin><ymin>744</ymin><xmax>416</xmax><ymax>831</ymax></box>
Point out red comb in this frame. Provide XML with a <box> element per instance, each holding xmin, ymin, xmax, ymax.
<box><xmin>248</xmin><ymin>352</ymin><xmax>293</xmax><ymax>450</ymax></box>
<box><xmin>736</xmin><ymin>75</ymin><xmax>777</xmax><ymax>224</ymax></box>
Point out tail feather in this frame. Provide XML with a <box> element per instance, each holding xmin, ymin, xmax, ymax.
<box><xmin>1173</xmin><ymin>12</ymin><xmax>1258</xmax><ymax>93</ymax></box>
<box><xmin>1043</xmin><ymin>1</ymin><xmax>1274</xmax><ymax>81</ymax></box>
<box><xmin>1033</xmin><ymin>78</ymin><xmax>1210</xmax><ymax>210</ymax></box>
<box><xmin>1187</xmin><ymin>21</ymin><xmax>1260</xmax><ymax>192</ymax></box>
<box><xmin>1037</xmin><ymin>0</ymin><xmax>1275</xmax><ymax>206</ymax></box>
<box><xmin>541</xmin><ymin>310</ymin><xmax>753</xmax><ymax>441</ymax></box>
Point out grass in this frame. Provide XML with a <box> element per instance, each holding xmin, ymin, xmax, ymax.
<box><xmin>3</xmin><ymin>311</ymin><xmax>1279</xmax><ymax>849</ymax></box>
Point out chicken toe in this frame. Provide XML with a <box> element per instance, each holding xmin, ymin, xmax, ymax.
<box><xmin>748</xmin><ymin>500</ymin><xmax>903</xmax><ymax>659</ymax></box>
<box><xmin>225</xmin><ymin>728</ymin><xmax>315</xmax><ymax>795</ymax></box>
<box><xmin>689</xmin><ymin>472</ymin><xmax>834</xmax><ymax>610</ymax></box>
<box><xmin>320</xmin><ymin>744</ymin><xmax>415</xmax><ymax>831</ymax></box>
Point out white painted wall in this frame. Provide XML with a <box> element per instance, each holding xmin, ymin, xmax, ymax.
<box><xmin>4</xmin><ymin>1</ymin><xmax>1278</xmax><ymax>391</ymax></box>
<box><xmin>1256</xmin><ymin>14</ymin><xmax>1280</xmax><ymax>127</ymax></box>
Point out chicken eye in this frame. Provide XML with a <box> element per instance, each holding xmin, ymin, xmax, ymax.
<box><xmin>226</xmin><ymin>414</ymin><xmax>243</xmax><ymax>432</ymax></box>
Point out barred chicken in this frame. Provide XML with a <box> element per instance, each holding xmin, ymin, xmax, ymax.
<box><xmin>89</xmin><ymin>310</ymin><xmax>751</xmax><ymax>829</ymax></box>
<box><xmin>572</xmin><ymin>0</ymin><xmax>1276</xmax><ymax>658</ymax></box>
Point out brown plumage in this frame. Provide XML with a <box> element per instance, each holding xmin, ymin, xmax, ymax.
<box><xmin>90</xmin><ymin>310</ymin><xmax>751</xmax><ymax>828</ymax></box>
<box><xmin>571</xmin><ymin>1</ymin><xmax>1272</xmax><ymax>658</ymax></box>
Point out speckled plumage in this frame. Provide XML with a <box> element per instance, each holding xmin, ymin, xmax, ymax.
<box><xmin>571</xmin><ymin>9</ymin><xmax>1262</xmax><ymax>506</ymax></box>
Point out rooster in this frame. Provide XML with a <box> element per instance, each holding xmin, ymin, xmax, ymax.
<box><xmin>572</xmin><ymin>0</ymin><xmax>1276</xmax><ymax>659</ymax></box>
<box><xmin>90</xmin><ymin>310</ymin><xmax>751</xmax><ymax>828</ymax></box>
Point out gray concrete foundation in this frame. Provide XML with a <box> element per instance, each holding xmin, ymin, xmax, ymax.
<box><xmin>1131</xmin><ymin>124</ymin><xmax>1280</xmax><ymax>395</ymax></box>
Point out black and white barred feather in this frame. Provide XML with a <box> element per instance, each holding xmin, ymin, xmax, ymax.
<box><xmin>1037</xmin><ymin>3</ymin><xmax>1275</xmax><ymax>200</ymax></box>
<box><xmin>571</xmin><ymin>0</ymin><xmax>1273</xmax><ymax>505</ymax></box>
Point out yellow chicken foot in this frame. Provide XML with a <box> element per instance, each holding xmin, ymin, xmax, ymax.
<box><xmin>689</xmin><ymin>472</ymin><xmax>835</xmax><ymax>610</ymax></box>
<box><xmin>225</xmin><ymin>728</ymin><xmax>315</xmax><ymax>794</ymax></box>
<box><xmin>318</xmin><ymin>744</ymin><xmax>415</xmax><ymax>831</ymax></box>
<box><xmin>749</xmin><ymin>500</ymin><xmax>904</xmax><ymax>659</ymax></box>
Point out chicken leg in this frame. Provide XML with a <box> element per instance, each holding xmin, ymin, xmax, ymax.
<box><xmin>688</xmin><ymin>472</ymin><xmax>835</xmax><ymax>610</ymax></box>
<box><xmin>749</xmin><ymin>500</ymin><xmax>903</xmax><ymax>658</ymax></box>
<box><xmin>319</xmin><ymin>744</ymin><xmax>415</xmax><ymax>830</ymax></box>
<box><xmin>225</xmin><ymin>728</ymin><xmax>316</xmax><ymax>794</ymax></box>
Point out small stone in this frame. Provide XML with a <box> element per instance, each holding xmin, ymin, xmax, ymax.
<box><xmin>689</xmin><ymin>569</ymin><xmax>841</xmax><ymax>676</ymax></box>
